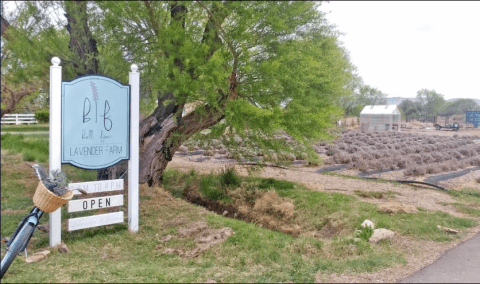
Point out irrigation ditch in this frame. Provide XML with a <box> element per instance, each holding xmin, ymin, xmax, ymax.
<box><xmin>181</xmin><ymin>186</ymin><xmax>301</xmax><ymax>237</ymax></box>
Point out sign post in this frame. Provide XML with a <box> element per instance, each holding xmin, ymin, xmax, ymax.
<box><xmin>128</xmin><ymin>65</ymin><xmax>140</xmax><ymax>232</ymax></box>
<box><xmin>49</xmin><ymin>57</ymin><xmax>63</xmax><ymax>247</ymax></box>
<box><xmin>48</xmin><ymin>57</ymin><xmax>140</xmax><ymax>244</ymax></box>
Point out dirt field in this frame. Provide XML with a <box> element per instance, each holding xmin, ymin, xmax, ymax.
<box><xmin>167</xmin><ymin>126</ymin><xmax>480</xmax><ymax>282</ymax></box>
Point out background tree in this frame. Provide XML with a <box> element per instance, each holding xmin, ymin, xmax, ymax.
<box><xmin>415</xmin><ymin>88</ymin><xmax>446</xmax><ymax>119</ymax></box>
<box><xmin>398</xmin><ymin>99</ymin><xmax>422</xmax><ymax>121</ymax></box>
<box><xmin>342</xmin><ymin>74</ymin><xmax>388</xmax><ymax>117</ymax></box>
<box><xmin>439</xmin><ymin>98</ymin><xmax>480</xmax><ymax>124</ymax></box>
<box><xmin>3</xmin><ymin>1</ymin><xmax>355</xmax><ymax>186</ymax></box>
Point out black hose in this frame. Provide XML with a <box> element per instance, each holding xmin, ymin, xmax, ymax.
<box><xmin>359</xmin><ymin>177</ymin><xmax>449</xmax><ymax>191</ymax></box>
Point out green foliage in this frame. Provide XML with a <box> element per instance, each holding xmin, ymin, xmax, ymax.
<box><xmin>220</xmin><ymin>167</ymin><xmax>241</xmax><ymax>188</ymax></box>
<box><xmin>34</xmin><ymin>109</ymin><xmax>49</xmax><ymax>123</ymax></box>
<box><xmin>200</xmin><ymin>175</ymin><xmax>230</xmax><ymax>202</ymax></box>
<box><xmin>4</xmin><ymin>1</ymin><xmax>361</xmax><ymax>170</ymax></box>
<box><xmin>355</xmin><ymin>226</ymin><xmax>374</xmax><ymax>242</ymax></box>
<box><xmin>341</xmin><ymin>73</ymin><xmax>389</xmax><ymax>117</ymax></box>
<box><xmin>416</xmin><ymin>89</ymin><xmax>446</xmax><ymax>117</ymax></box>
<box><xmin>440</xmin><ymin>98</ymin><xmax>480</xmax><ymax>119</ymax></box>
<box><xmin>398</xmin><ymin>99</ymin><xmax>423</xmax><ymax>119</ymax></box>
<box><xmin>258</xmin><ymin>178</ymin><xmax>296</xmax><ymax>192</ymax></box>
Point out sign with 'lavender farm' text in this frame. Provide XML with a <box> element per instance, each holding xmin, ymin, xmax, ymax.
<box><xmin>61</xmin><ymin>75</ymin><xmax>130</xmax><ymax>169</ymax></box>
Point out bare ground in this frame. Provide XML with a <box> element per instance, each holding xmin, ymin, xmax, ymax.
<box><xmin>166</xmin><ymin>145</ymin><xmax>480</xmax><ymax>283</ymax></box>
<box><xmin>168</xmin><ymin>155</ymin><xmax>468</xmax><ymax>217</ymax></box>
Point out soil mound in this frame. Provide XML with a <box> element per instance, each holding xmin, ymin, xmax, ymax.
<box><xmin>157</xmin><ymin>221</ymin><xmax>235</xmax><ymax>258</ymax></box>
<box><xmin>378</xmin><ymin>202</ymin><xmax>418</xmax><ymax>214</ymax></box>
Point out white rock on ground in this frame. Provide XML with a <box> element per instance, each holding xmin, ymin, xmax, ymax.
<box><xmin>25</xmin><ymin>250</ymin><xmax>50</xmax><ymax>263</ymax></box>
<box><xmin>368</xmin><ymin>228</ymin><xmax>395</xmax><ymax>244</ymax></box>
<box><xmin>361</xmin><ymin>219</ymin><xmax>375</xmax><ymax>229</ymax></box>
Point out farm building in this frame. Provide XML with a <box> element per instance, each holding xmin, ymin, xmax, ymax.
<box><xmin>359</xmin><ymin>105</ymin><xmax>401</xmax><ymax>132</ymax></box>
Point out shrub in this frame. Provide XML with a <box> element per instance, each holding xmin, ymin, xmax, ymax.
<box><xmin>439</xmin><ymin>162</ymin><xmax>451</xmax><ymax>172</ymax></box>
<box><xmin>326</xmin><ymin>148</ymin><xmax>339</xmax><ymax>156</ymax></box>
<box><xmin>35</xmin><ymin>109</ymin><xmax>49</xmax><ymax>123</ymax></box>
<box><xmin>396</xmin><ymin>158</ymin><xmax>409</xmax><ymax>169</ymax></box>
<box><xmin>404</xmin><ymin>165</ymin><xmax>426</xmax><ymax>176</ymax></box>
<box><xmin>425</xmin><ymin>164</ymin><xmax>440</xmax><ymax>174</ymax></box>
<box><xmin>200</xmin><ymin>175</ymin><xmax>229</xmax><ymax>201</ymax></box>
<box><xmin>220</xmin><ymin>167</ymin><xmax>241</xmax><ymax>188</ymax></box>
<box><xmin>352</xmin><ymin>159</ymin><xmax>369</xmax><ymax>172</ymax></box>
<box><xmin>346</xmin><ymin>145</ymin><xmax>359</xmax><ymax>154</ymax></box>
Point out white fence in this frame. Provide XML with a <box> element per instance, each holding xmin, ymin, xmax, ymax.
<box><xmin>1</xmin><ymin>114</ymin><xmax>38</xmax><ymax>125</ymax></box>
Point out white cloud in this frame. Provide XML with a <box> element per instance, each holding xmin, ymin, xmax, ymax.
<box><xmin>320</xmin><ymin>1</ymin><xmax>480</xmax><ymax>100</ymax></box>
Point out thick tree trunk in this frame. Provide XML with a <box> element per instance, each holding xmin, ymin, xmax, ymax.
<box><xmin>97</xmin><ymin>99</ymin><xmax>227</xmax><ymax>186</ymax></box>
<box><xmin>64</xmin><ymin>1</ymin><xmax>99</xmax><ymax>76</ymax></box>
<box><xmin>1</xmin><ymin>15</ymin><xmax>11</xmax><ymax>39</ymax></box>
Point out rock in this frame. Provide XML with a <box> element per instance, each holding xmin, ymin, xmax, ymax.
<box><xmin>378</xmin><ymin>202</ymin><xmax>417</xmax><ymax>214</ymax></box>
<box><xmin>437</xmin><ymin>225</ymin><xmax>459</xmax><ymax>234</ymax></box>
<box><xmin>25</xmin><ymin>250</ymin><xmax>50</xmax><ymax>263</ymax></box>
<box><xmin>161</xmin><ymin>235</ymin><xmax>173</xmax><ymax>242</ymax></box>
<box><xmin>368</xmin><ymin>228</ymin><xmax>395</xmax><ymax>244</ymax></box>
<box><xmin>37</xmin><ymin>225</ymin><xmax>49</xmax><ymax>233</ymax></box>
<box><xmin>178</xmin><ymin>145</ymin><xmax>188</xmax><ymax>152</ymax></box>
<box><xmin>361</xmin><ymin>219</ymin><xmax>375</xmax><ymax>229</ymax></box>
<box><xmin>222</xmin><ymin>210</ymin><xmax>228</xmax><ymax>216</ymax></box>
<box><xmin>57</xmin><ymin>243</ymin><xmax>69</xmax><ymax>253</ymax></box>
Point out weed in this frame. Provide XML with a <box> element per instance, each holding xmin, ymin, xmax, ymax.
<box><xmin>200</xmin><ymin>175</ymin><xmax>230</xmax><ymax>202</ymax></box>
<box><xmin>355</xmin><ymin>226</ymin><xmax>374</xmax><ymax>242</ymax></box>
<box><xmin>219</xmin><ymin>167</ymin><xmax>241</xmax><ymax>188</ymax></box>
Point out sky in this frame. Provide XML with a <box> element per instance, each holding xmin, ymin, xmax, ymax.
<box><xmin>320</xmin><ymin>1</ymin><xmax>480</xmax><ymax>101</ymax></box>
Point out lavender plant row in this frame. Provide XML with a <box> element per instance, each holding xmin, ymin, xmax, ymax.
<box><xmin>318</xmin><ymin>131</ymin><xmax>480</xmax><ymax>177</ymax></box>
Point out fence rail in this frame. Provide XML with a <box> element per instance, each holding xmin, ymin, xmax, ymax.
<box><xmin>1</xmin><ymin>114</ymin><xmax>38</xmax><ymax>125</ymax></box>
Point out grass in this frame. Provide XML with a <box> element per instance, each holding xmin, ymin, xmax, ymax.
<box><xmin>354</xmin><ymin>190</ymin><xmax>400</xmax><ymax>199</ymax></box>
<box><xmin>1</xmin><ymin>123</ymin><xmax>49</xmax><ymax>132</ymax></box>
<box><xmin>1</xmin><ymin>133</ymin><xmax>49</xmax><ymax>163</ymax></box>
<box><xmin>321</xmin><ymin>171</ymin><xmax>402</xmax><ymax>186</ymax></box>
<box><xmin>1</xmin><ymin>146</ymin><xmax>479</xmax><ymax>282</ymax></box>
<box><xmin>162</xmin><ymin>169</ymin><xmax>476</xmax><ymax>242</ymax></box>
<box><xmin>444</xmin><ymin>188</ymin><xmax>480</xmax><ymax>217</ymax></box>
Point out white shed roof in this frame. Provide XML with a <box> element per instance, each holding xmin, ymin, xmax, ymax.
<box><xmin>360</xmin><ymin>105</ymin><xmax>401</xmax><ymax>115</ymax></box>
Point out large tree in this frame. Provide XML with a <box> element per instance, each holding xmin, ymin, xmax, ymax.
<box><xmin>398</xmin><ymin>99</ymin><xmax>422</xmax><ymax>120</ymax></box>
<box><xmin>415</xmin><ymin>88</ymin><xmax>446</xmax><ymax>118</ymax></box>
<box><xmin>3</xmin><ymin>1</ymin><xmax>354</xmax><ymax>186</ymax></box>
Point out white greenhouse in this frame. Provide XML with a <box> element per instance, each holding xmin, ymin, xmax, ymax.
<box><xmin>359</xmin><ymin>105</ymin><xmax>401</xmax><ymax>132</ymax></box>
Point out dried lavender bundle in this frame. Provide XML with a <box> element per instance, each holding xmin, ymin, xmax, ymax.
<box><xmin>33</xmin><ymin>164</ymin><xmax>70</xmax><ymax>196</ymax></box>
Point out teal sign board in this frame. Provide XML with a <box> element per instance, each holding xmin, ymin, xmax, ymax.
<box><xmin>61</xmin><ymin>75</ymin><xmax>130</xmax><ymax>169</ymax></box>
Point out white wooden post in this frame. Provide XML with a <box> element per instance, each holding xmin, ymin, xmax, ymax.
<box><xmin>128</xmin><ymin>64</ymin><xmax>140</xmax><ymax>232</ymax></box>
<box><xmin>49</xmin><ymin>57</ymin><xmax>62</xmax><ymax>246</ymax></box>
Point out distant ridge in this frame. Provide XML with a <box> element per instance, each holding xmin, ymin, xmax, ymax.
<box><xmin>387</xmin><ymin>97</ymin><xmax>480</xmax><ymax>107</ymax></box>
